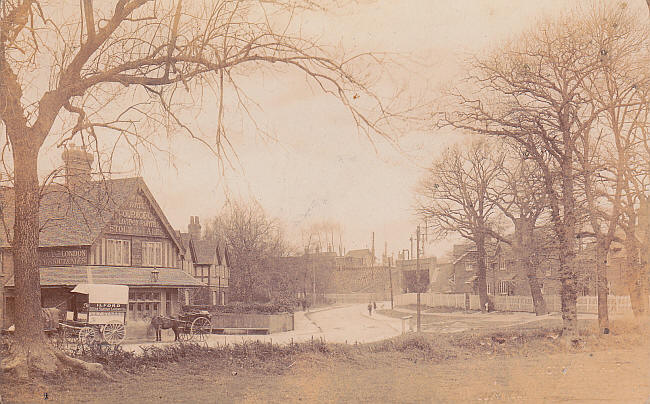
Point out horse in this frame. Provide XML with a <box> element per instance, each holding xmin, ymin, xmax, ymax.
<box><xmin>150</xmin><ymin>315</ymin><xmax>181</xmax><ymax>341</ymax></box>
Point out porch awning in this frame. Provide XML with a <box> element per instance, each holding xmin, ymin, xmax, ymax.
<box><xmin>71</xmin><ymin>283</ymin><xmax>129</xmax><ymax>304</ymax></box>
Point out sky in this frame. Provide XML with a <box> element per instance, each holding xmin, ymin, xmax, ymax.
<box><xmin>35</xmin><ymin>0</ymin><xmax>647</xmax><ymax>260</ymax></box>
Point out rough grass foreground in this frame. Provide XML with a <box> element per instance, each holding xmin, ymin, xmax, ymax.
<box><xmin>2</xmin><ymin>319</ymin><xmax>647</xmax><ymax>382</ymax></box>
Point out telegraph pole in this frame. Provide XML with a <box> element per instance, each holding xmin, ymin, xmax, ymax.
<box><xmin>409</xmin><ymin>235</ymin><xmax>414</xmax><ymax>262</ymax></box>
<box><xmin>416</xmin><ymin>225</ymin><xmax>421</xmax><ymax>332</ymax></box>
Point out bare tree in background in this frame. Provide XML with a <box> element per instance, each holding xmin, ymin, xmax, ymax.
<box><xmin>490</xmin><ymin>144</ymin><xmax>549</xmax><ymax>316</ymax></box>
<box><xmin>0</xmin><ymin>0</ymin><xmax>403</xmax><ymax>377</ymax></box>
<box><xmin>444</xmin><ymin>6</ymin><xmax>636</xmax><ymax>336</ymax></box>
<box><xmin>206</xmin><ymin>200</ymin><xmax>287</xmax><ymax>303</ymax></box>
<box><xmin>301</xmin><ymin>220</ymin><xmax>343</xmax><ymax>254</ymax></box>
<box><xmin>573</xmin><ymin>6</ymin><xmax>650</xmax><ymax>329</ymax></box>
<box><xmin>416</xmin><ymin>139</ymin><xmax>506</xmax><ymax>312</ymax></box>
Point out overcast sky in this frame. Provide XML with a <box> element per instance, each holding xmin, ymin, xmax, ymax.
<box><xmin>39</xmin><ymin>0</ymin><xmax>646</xmax><ymax>260</ymax></box>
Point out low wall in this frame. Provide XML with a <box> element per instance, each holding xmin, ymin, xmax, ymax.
<box><xmin>394</xmin><ymin>293</ymin><xmax>650</xmax><ymax>314</ymax></box>
<box><xmin>210</xmin><ymin>313</ymin><xmax>294</xmax><ymax>333</ymax></box>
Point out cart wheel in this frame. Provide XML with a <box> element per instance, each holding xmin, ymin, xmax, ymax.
<box><xmin>78</xmin><ymin>326</ymin><xmax>96</xmax><ymax>346</ymax></box>
<box><xmin>101</xmin><ymin>321</ymin><xmax>126</xmax><ymax>345</ymax></box>
<box><xmin>191</xmin><ymin>317</ymin><xmax>212</xmax><ymax>341</ymax></box>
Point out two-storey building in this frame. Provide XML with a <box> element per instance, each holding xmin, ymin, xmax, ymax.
<box><xmin>0</xmin><ymin>145</ymin><xmax>203</xmax><ymax>328</ymax></box>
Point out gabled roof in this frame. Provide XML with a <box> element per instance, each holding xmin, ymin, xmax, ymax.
<box><xmin>191</xmin><ymin>238</ymin><xmax>229</xmax><ymax>266</ymax></box>
<box><xmin>193</xmin><ymin>239</ymin><xmax>218</xmax><ymax>265</ymax></box>
<box><xmin>0</xmin><ymin>177</ymin><xmax>182</xmax><ymax>251</ymax></box>
<box><xmin>4</xmin><ymin>266</ymin><xmax>204</xmax><ymax>288</ymax></box>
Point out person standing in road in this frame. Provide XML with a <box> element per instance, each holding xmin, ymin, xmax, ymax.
<box><xmin>368</xmin><ymin>302</ymin><xmax>373</xmax><ymax>316</ymax></box>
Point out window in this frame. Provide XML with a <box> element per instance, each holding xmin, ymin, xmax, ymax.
<box><xmin>106</xmin><ymin>239</ymin><xmax>131</xmax><ymax>265</ymax></box>
<box><xmin>487</xmin><ymin>282</ymin><xmax>494</xmax><ymax>295</ymax></box>
<box><xmin>143</xmin><ymin>241</ymin><xmax>163</xmax><ymax>266</ymax></box>
<box><xmin>465</xmin><ymin>262</ymin><xmax>474</xmax><ymax>272</ymax></box>
<box><xmin>498</xmin><ymin>281</ymin><xmax>509</xmax><ymax>295</ymax></box>
<box><xmin>545</xmin><ymin>266</ymin><xmax>552</xmax><ymax>277</ymax></box>
<box><xmin>499</xmin><ymin>259</ymin><xmax>506</xmax><ymax>271</ymax></box>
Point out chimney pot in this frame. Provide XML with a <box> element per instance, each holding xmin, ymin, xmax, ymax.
<box><xmin>62</xmin><ymin>144</ymin><xmax>93</xmax><ymax>187</ymax></box>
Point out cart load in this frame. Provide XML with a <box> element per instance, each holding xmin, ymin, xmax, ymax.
<box><xmin>61</xmin><ymin>283</ymin><xmax>129</xmax><ymax>346</ymax></box>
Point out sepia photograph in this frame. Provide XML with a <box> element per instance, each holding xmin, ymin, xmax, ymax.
<box><xmin>0</xmin><ymin>0</ymin><xmax>649</xmax><ymax>402</ymax></box>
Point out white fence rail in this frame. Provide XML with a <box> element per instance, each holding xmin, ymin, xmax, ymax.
<box><xmin>393</xmin><ymin>293</ymin><xmax>648</xmax><ymax>314</ymax></box>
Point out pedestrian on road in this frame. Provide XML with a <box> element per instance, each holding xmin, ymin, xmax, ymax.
<box><xmin>373</xmin><ymin>301</ymin><xmax>377</xmax><ymax>310</ymax></box>
<box><xmin>368</xmin><ymin>302</ymin><xmax>373</xmax><ymax>316</ymax></box>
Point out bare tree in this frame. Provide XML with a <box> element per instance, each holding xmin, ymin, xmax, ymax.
<box><xmin>559</xmin><ymin>5</ymin><xmax>650</xmax><ymax>330</ymax></box>
<box><xmin>444</xmin><ymin>7</ymin><xmax>632</xmax><ymax>336</ymax></box>
<box><xmin>206</xmin><ymin>200</ymin><xmax>287</xmax><ymax>303</ymax></box>
<box><xmin>0</xmin><ymin>0</ymin><xmax>402</xmax><ymax>377</ymax></box>
<box><xmin>301</xmin><ymin>220</ymin><xmax>343</xmax><ymax>254</ymax></box>
<box><xmin>416</xmin><ymin>139</ymin><xmax>506</xmax><ymax>312</ymax></box>
<box><xmin>490</xmin><ymin>144</ymin><xmax>549</xmax><ymax>316</ymax></box>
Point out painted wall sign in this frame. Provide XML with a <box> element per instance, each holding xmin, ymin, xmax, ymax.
<box><xmin>89</xmin><ymin>303</ymin><xmax>127</xmax><ymax>312</ymax></box>
<box><xmin>88</xmin><ymin>303</ymin><xmax>127</xmax><ymax>324</ymax></box>
<box><xmin>106</xmin><ymin>193</ymin><xmax>165</xmax><ymax>237</ymax></box>
<box><xmin>39</xmin><ymin>248</ymin><xmax>88</xmax><ymax>266</ymax></box>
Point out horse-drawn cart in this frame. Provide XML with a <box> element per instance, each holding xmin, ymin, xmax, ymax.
<box><xmin>56</xmin><ymin>284</ymin><xmax>129</xmax><ymax>349</ymax></box>
<box><xmin>177</xmin><ymin>310</ymin><xmax>212</xmax><ymax>342</ymax></box>
<box><xmin>151</xmin><ymin>310</ymin><xmax>212</xmax><ymax>342</ymax></box>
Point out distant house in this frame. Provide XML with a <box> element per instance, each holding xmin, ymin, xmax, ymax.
<box><xmin>177</xmin><ymin>216</ymin><xmax>230</xmax><ymax>306</ymax></box>
<box><xmin>451</xmin><ymin>243</ymin><xmax>523</xmax><ymax>296</ymax></box>
<box><xmin>448</xmin><ymin>235</ymin><xmax>634</xmax><ymax>297</ymax></box>
<box><xmin>341</xmin><ymin>249</ymin><xmax>375</xmax><ymax>267</ymax></box>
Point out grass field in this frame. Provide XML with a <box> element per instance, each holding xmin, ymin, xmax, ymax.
<box><xmin>1</xmin><ymin>319</ymin><xmax>649</xmax><ymax>403</ymax></box>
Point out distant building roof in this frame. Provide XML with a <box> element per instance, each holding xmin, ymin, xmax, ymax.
<box><xmin>4</xmin><ymin>266</ymin><xmax>204</xmax><ymax>288</ymax></box>
<box><xmin>193</xmin><ymin>239</ymin><xmax>218</xmax><ymax>265</ymax></box>
<box><xmin>345</xmin><ymin>249</ymin><xmax>372</xmax><ymax>259</ymax></box>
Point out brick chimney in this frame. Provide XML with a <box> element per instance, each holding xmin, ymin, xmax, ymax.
<box><xmin>188</xmin><ymin>216</ymin><xmax>201</xmax><ymax>241</ymax></box>
<box><xmin>62</xmin><ymin>143</ymin><xmax>93</xmax><ymax>187</ymax></box>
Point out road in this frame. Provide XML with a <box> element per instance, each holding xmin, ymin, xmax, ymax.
<box><xmin>122</xmin><ymin>303</ymin><xmax>403</xmax><ymax>352</ymax></box>
<box><xmin>121</xmin><ymin>302</ymin><xmax>564</xmax><ymax>353</ymax></box>
<box><xmin>304</xmin><ymin>303</ymin><xmax>402</xmax><ymax>344</ymax></box>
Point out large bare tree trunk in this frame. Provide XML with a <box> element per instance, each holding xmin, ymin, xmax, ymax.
<box><xmin>515</xmin><ymin>217</ymin><xmax>547</xmax><ymax>315</ymax></box>
<box><xmin>595</xmin><ymin>241</ymin><xmax>610</xmax><ymax>334</ymax></box>
<box><xmin>625</xmin><ymin>238</ymin><xmax>647</xmax><ymax>317</ymax></box>
<box><xmin>1</xmin><ymin>142</ymin><xmax>57</xmax><ymax>378</ymax></box>
<box><xmin>559</xmin><ymin>157</ymin><xmax>578</xmax><ymax>336</ymax></box>
<box><xmin>475</xmin><ymin>233</ymin><xmax>491</xmax><ymax>312</ymax></box>
<box><xmin>1</xmin><ymin>141</ymin><xmax>110</xmax><ymax>379</ymax></box>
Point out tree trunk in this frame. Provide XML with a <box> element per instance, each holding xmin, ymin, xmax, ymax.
<box><xmin>558</xmin><ymin>156</ymin><xmax>578</xmax><ymax>337</ymax></box>
<box><xmin>1</xmin><ymin>141</ymin><xmax>110</xmax><ymax>379</ymax></box>
<box><xmin>625</xmin><ymin>238</ymin><xmax>647</xmax><ymax>317</ymax></box>
<box><xmin>475</xmin><ymin>233</ymin><xmax>491</xmax><ymax>312</ymax></box>
<box><xmin>515</xmin><ymin>217</ymin><xmax>547</xmax><ymax>316</ymax></box>
<box><xmin>0</xmin><ymin>143</ymin><xmax>58</xmax><ymax>378</ymax></box>
<box><xmin>595</xmin><ymin>241</ymin><xmax>610</xmax><ymax>334</ymax></box>
<box><xmin>527</xmin><ymin>266</ymin><xmax>547</xmax><ymax>316</ymax></box>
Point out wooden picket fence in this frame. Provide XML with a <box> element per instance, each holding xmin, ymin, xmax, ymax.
<box><xmin>394</xmin><ymin>293</ymin><xmax>648</xmax><ymax>314</ymax></box>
